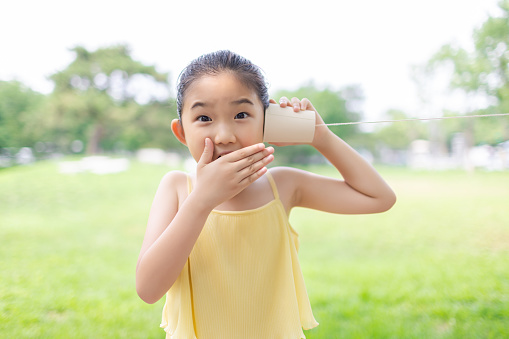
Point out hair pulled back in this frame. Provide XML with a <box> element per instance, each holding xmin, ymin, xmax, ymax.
<box><xmin>176</xmin><ymin>50</ymin><xmax>270</xmax><ymax>119</ymax></box>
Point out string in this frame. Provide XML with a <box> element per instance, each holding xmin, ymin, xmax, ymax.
<box><xmin>316</xmin><ymin>112</ymin><xmax>509</xmax><ymax>127</ymax></box>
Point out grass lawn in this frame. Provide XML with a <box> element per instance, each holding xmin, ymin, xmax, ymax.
<box><xmin>0</xmin><ymin>160</ymin><xmax>508</xmax><ymax>338</ymax></box>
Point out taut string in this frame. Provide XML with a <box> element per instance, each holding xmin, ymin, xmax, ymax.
<box><xmin>316</xmin><ymin>113</ymin><xmax>509</xmax><ymax>127</ymax></box>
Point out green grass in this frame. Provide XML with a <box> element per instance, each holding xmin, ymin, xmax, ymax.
<box><xmin>1</xmin><ymin>161</ymin><xmax>508</xmax><ymax>338</ymax></box>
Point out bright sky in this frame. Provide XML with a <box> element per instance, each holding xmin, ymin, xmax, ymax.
<box><xmin>0</xmin><ymin>0</ymin><xmax>501</xmax><ymax>121</ymax></box>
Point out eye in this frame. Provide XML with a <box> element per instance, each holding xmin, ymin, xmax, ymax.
<box><xmin>197</xmin><ymin>115</ymin><xmax>212</xmax><ymax>122</ymax></box>
<box><xmin>235</xmin><ymin>112</ymin><xmax>249</xmax><ymax>119</ymax></box>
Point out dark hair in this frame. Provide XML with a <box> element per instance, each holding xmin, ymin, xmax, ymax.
<box><xmin>176</xmin><ymin>50</ymin><xmax>269</xmax><ymax>119</ymax></box>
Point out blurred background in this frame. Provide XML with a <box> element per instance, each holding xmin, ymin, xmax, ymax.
<box><xmin>1</xmin><ymin>0</ymin><xmax>508</xmax><ymax>168</ymax></box>
<box><xmin>1</xmin><ymin>1</ymin><xmax>508</xmax><ymax>338</ymax></box>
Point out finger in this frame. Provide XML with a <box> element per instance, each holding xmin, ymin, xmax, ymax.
<box><xmin>241</xmin><ymin>167</ymin><xmax>268</xmax><ymax>185</ymax></box>
<box><xmin>241</xmin><ymin>166</ymin><xmax>269</xmax><ymax>185</ymax></box>
<box><xmin>269</xmin><ymin>98</ymin><xmax>277</xmax><ymax>104</ymax></box>
<box><xmin>291</xmin><ymin>97</ymin><xmax>301</xmax><ymax>112</ymax></box>
<box><xmin>278</xmin><ymin>97</ymin><xmax>290</xmax><ymax>107</ymax></box>
<box><xmin>238</xmin><ymin>154</ymin><xmax>274</xmax><ymax>182</ymax></box>
<box><xmin>197</xmin><ymin>138</ymin><xmax>214</xmax><ymax>166</ymax></box>
<box><xmin>300</xmin><ymin>97</ymin><xmax>311</xmax><ymax>110</ymax></box>
<box><xmin>236</xmin><ymin>147</ymin><xmax>274</xmax><ymax>171</ymax></box>
<box><xmin>224</xmin><ymin>143</ymin><xmax>266</xmax><ymax>162</ymax></box>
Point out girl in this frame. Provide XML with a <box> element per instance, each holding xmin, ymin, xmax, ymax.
<box><xmin>136</xmin><ymin>50</ymin><xmax>396</xmax><ymax>338</ymax></box>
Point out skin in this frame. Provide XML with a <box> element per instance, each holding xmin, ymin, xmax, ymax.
<box><xmin>136</xmin><ymin>72</ymin><xmax>396</xmax><ymax>304</ymax></box>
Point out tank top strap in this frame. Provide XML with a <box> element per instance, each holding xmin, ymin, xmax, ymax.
<box><xmin>265</xmin><ymin>171</ymin><xmax>280</xmax><ymax>200</ymax></box>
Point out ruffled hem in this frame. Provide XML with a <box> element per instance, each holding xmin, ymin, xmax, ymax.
<box><xmin>160</xmin><ymin>321</ymin><xmax>197</xmax><ymax>339</ymax></box>
<box><xmin>161</xmin><ymin>319</ymin><xmax>317</xmax><ymax>339</ymax></box>
<box><xmin>160</xmin><ymin>319</ymin><xmax>320</xmax><ymax>339</ymax></box>
<box><xmin>303</xmin><ymin>320</ymin><xmax>320</xmax><ymax>331</ymax></box>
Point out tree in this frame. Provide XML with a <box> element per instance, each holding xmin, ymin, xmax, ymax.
<box><xmin>0</xmin><ymin>81</ymin><xmax>44</xmax><ymax>148</ymax></box>
<box><xmin>373</xmin><ymin>109</ymin><xmax>428</xmax><ymax>150</ymax></box>
<box><xmin>48</xmin><ymin>45</ymin><xmax>171</xmax><ymax>153</ymax></box>
<box><xmin>112</xmin><ymin>99</ymin><xmax>185</xmax><ymax>152</ymax></box>
<box><xmin>427</xmin><ymin>0</ymin><xmax>509</xmax><ymax>146</ymax></box>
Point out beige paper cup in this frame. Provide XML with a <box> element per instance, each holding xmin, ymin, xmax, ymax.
<box><xmin>263</xmin><ymin>104</ymin><xmax>316</xmax><ymax>143</ymax></box>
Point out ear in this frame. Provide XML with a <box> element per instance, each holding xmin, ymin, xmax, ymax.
<box><xmin>171</xmin><ymin>119</ymin><xmax>187</xmax><ymax>145</ymax></box>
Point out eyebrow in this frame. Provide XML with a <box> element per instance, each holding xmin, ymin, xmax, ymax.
<box><xmin>190</xmin><ymin>98</ymin><xmax>254</xmax><ymax>110</ymax></box>
<box><xmin>190</xmin><ymin>102</ymin><xmax>206</xmax><ymax>110</ymax></box>
<box><xmin>230</xmin><ymin>98</ymin><xmax>255</xmax><ymax>106</ymax></box>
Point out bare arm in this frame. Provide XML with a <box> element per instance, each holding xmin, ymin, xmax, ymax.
<box><xmin>274</xmin><ymin>98</ymin><xmax>396</xmax><ymax>214</ymax></box>
<box><xmin>136</xmin><ymin>139</ymin><xmax>274</xmax><ymax>304</ymax></box>
<box><xmin>135</xmin><ymin>172</ymin><xmax>213</xmax><ymax>304</ymax></box>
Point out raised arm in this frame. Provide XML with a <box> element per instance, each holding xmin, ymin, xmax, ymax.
<box><xmin>273</xmin><ymin>97</ymin><xmax>396</xmax><ymax>215</ymax></box>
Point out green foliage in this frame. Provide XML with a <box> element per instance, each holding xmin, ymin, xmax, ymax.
<box><xmin>1</xmin><ymin>162</ymin><xmax>508</xmax><ymax>338</ymax></box>
<box><xmin>427</xmin><ymin>0</ymin><xmax>509</xmax><ymax>144</ymax></box>
<box><xmin>0</xmin><ymin>81</ymin><xmax>44</xmax><ymax>148</ymax></box>
<box><xmin>111</xmin><ymin>99</ymin><xmax>183</xmax><ymax>151</ymax></box>
<box><xmin>372</xmin><ymin>110</ymin><xmax>428</xmax><ymax>150</ymax></box>
<box><xmin>0</xmin><ymin>50</ymin><xmax>368</xmax><ymax>159</ymax></box>
<box><xmin>50</xmin><ymin>45</ymin><xmax>168</xmax><ymax>94</ymax></box>
<box><xmin>47</xmin><ymin>44</ymin><xmax>172</xmax><ymax>154</ymax></box>
<box><xmin>4</xmin><ymin>6</ymin><xmax>509</xmax><ymax>158</ymax></box>
<box><xmin>439</xmin><ymin>110</ymin><xmax>508</xmax><ymax>147</ymax></box>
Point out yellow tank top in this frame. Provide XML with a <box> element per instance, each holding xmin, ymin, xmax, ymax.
<box><xmin>160</xmin><ymin>172</ymin><xmax>318</xmax><ymax>338</ymax></box>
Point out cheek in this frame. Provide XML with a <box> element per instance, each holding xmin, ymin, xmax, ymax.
<box><xmin>253</xmin><ymin>118</ymin><xmax>265</xmax><ymax>140</ymax></box>
<box><xmin>238</xmin><ymin>122</ymin><xmax>263</xmax><ymax>141</ymax></box>
<box><xmin>189</xmin><ymin>138</ymin><xmax>206</xmax><ymax>159</ymax></box>
<box><xmin>181</xmin><ymin>127</ymin><xmax>205</xmax><ymax>160</ymax></box>
<box><xmin>254</xmin><ymin>131</ymin><xmax>264</xmax><ymax>145</ymax></box>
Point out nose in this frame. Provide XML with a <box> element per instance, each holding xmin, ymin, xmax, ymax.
<box><xmin>213</xmin><ymin>123</ymin><xmax>236</xmax><ymax>145</ymax></box>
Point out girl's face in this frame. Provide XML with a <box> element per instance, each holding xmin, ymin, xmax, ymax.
<box><xmin>176</xmin><ymin>73</ymin><xmax>265</xmax><ymax>162</ymax></box>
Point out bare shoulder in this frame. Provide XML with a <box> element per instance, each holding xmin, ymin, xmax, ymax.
<box><xmin>269</xmin><ymin>166</ymin><xmax>309</xmax><ymax>184</ymax></box>
<box><xmin>268</xmin><ymin>166</ymin><xmax>313</xmax><ymax>212</ymax></box>
<box><xmin>160</xmin><ymin>170</ymin><xmax>188</xmax><ymax>186</ymax></box>
<box><xmin>269</xmin><ymin>166</ymin><xmax>324</xmax><ymax>185</ymax></box>
<box><xmin>156</xmin><ymin>170</ymin><xmax>189</xmax><ymax>206</ymax></box>
<box><xmin>143</xmin><ymin>170</ymin><xmax>189</xmax><ymax>244</ymax></box>
<box><xmin>269</xmin><ymin>165</ymin><xmax>351</xmax><ymax>213</ymax></box>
